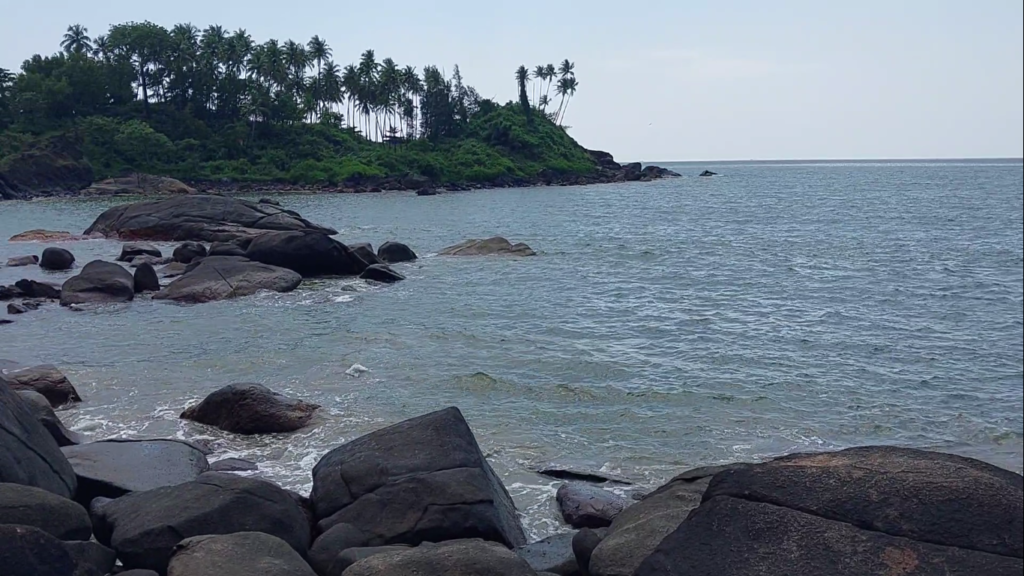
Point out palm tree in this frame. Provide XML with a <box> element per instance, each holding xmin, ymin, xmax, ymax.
<box><xmin>91</xmin><ymin>35</ymin><xmax>109</xmax><ymax>60</ymax></box>
<box><xmin>532</xmin><ymin>65</ymin><xmax>545</xmax><ymax>106</ymax></box>
<box><xmin>515</xmin><ymin>65</ymin><xmax>530</xmax><ymax>117</ymax></box>
<box><xmin>321</xmin><ymin>60</ymin><xmax>342</xmax><ymax>117</ymax></box>
<box><xmin>558</xmin><ymin>59</ymin><xmax>575</xmax><ymax>80</ymax></box>
<box><xmin>283</xmin><ymin>40</ymin><xmax>309</xmax><ymax>103</ymax></box>
<box><xmin>307</xmin><ymin>35</ymin><xmax>331</xmax><ymax>115</ymax></box>
<box><xmin>555</xmin><ymin>75</ymin><xmax>578</xmax><ymax>126</ymax></box>
<box><xmin>61</xmin><ymin>24</ymin><xmax>92</xmax><ymax>55</ymax></box>
<box><xmin>341</xmin><ymin>64</ymin><xmax>360</xmax><ymax>130</ymax></box>
<box><xmin>357</xmin><ymin>49</ymin><xmax>378</xmax><ymax>138</ymax></box>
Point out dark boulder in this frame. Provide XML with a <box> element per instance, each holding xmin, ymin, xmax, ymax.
<box><xmin>0</xmin><ymin>363</ymin><xmax>81</xmax><ymax>407</ymax></box>
<box><xmin>311</xmin><ymin>407</ymin><xmax>526</xmax><ymax>548</ymax></box>
<box><xmin>91</xmin><ymin>472</ymin><xmax>311</xmax><ymax>574</ymax></box>
<box><xmin>0</xmin><ymin>378</ymin><xmax>77</xmax><ymax>498</ymax></box>
<box><xmin>129</xmin><ymin>255</ymin><xmax>174</xmax><ymax>268</ymax></box>
<box><xmin>639</xmin><ymin>165</ymin><xmax>681</xmax><ymax>179</ymax></box>
<box><xmin>556</xmin><ymin>484</ymin><xmax>628</xmax><ymax>529</ymax></box>
<box><xmin>117</xmin><ymin>243</ymin><xmax>162</xmax><ymax>262</ymax></box>
<box><xmin>350</xmin><ymin>242</ymin><xmax>383</xmax><ymax>266</ymax></box>
<box><xmin>172</xmin><ymin>242</ymin><xmax>207</xmax><ymax>264</ymax></box>
<box><xmin>133</xmin><ymin>263</ymin><xmax>161</xmax><ymax>293</ymax></box>
<box><xmin>180</xmin><ymin>383</ymin><xmax>320</xmax><ymax>434</ymax></box>
<box><xmin>360</xmin><ymin>264</ymin><xmax>405</xmax><ymax>283</ymax></box>
<box><xmin>622</xmin><ymin>163</ymin><xmax>642</xmax><ymax>181</ymax></box>
<box><xmin>16</xmin><ymin>390</ymin><xmax>82</xmax><ymax>446</ymax></box>
<box><xmin>439</xmin><ymin>237</ymin><xmax>536</xmax><ymax>257</ymax></box>
<box><xmin>245</xmin><ymin>231</ymin><xmax>369</xmax><ymax>277</ymax></box>
<box><xmin>166</xmin><ymin>532</ymin><xmax>316</xmax><ymax>576</ymax></box>
<box><xmin>158</xmin><ymin>262</ymin><xmax>189</xmax><ymax>278</ymax></box>
<box><xmin>376</xmin><ymin>241</ymin><xmax>417</xmax><ymax>264</ymax></box>
<box><xmin>7</xmin><ymin>302</ymin><xmax>30</xmax><ymax>314</ymax></box>
<box><xmin>84</xmin><ymin>195</ymin><xmax>336</xmax><ymax>242</ymax></box>
<box><xmin>327</xmin><ymin>546</ymin><xmax>412</xmax><ymax>575</ymax></box>
<box><xmin>537</xmin><ymin>468</ymin><xmax>632</xmax><ymax>485</ymax></box>
<box><xmin>6</xmin><ymin>255</ymin><xmax>39</xmax><ymax>267</ymax></box>
<box><xmin>633</xmin><ymin>496</ymin><xmax>1023</xmax><ymax>576</ymax></box>
<box><xmin>0</xmin><ymin>482</ymin><xmax>92</xmax><ymax>540</ymax></box>
<box><xmin>0</xmin><ymin>285</ymin><xmax>23</xmax><ymax>300</ymax></box>
<box><xmin>258</xmin><ymin>197</ymin><xmax>282</xmax><ymax>206</ymax></box>
<box><xmin>14</xmin><ymin>278</ymin><xmax>61</xmax><ymax>299</ymax></box>
<box><xmin>207</xmin><ymin>241</ymin><xmax>247</xmax><ymax>257</ymax></box>
<box><xmin>571</xmin><ymin>528</ymin><xmax>607</xmax><ymax>576</ymax></box>
<box><xmin>118</xmin><ymin>571</ymin><xmax>160</xmax><ymax>576</ymax></box>
<box><xmin>343</xmin><ymin>539</ymin><xmax>539</xmax><ymax>576</ymax></box>
<box><xmin>0</xmin><ymin>524</ymin><xmax>77</xmax><ymax>576</ymax></box>
<box><xmin>153</xmin><ymin>256</ymin><xmax>302</xmax><ymax>303</ymax></box>
<box><xmin>308</xmin><ymin>523</ymin><xmax>374</xmax><ymax>576</ymax></box>
<box><xmin>698</xmin><ymin>170</ymin><xmax>717</xmax><ymax>177</ymax></box>
<box><xmin>64</xmin><ymin>540</ymin><xmax>117</xmax><ymax>576</ymax></box>
<box><xmin>61</xmin><ymin>439</ymin><xmax>209</xmax><ymax>503</ymax></box>
<box><xmin>415</xmin><ymin>187</ymin><xmax>437</xmax><ymax>196</ymax></box>
<box><xmin>209</xmin><ymin>458</ymin><xmax>259</xmax><ymax>472</ymax></box>
<box><xmin>516</xmin><ymin>532</ymin><xmax>579</xmax><ymax>576</ymax></box>
<box><xmin>60</xmin><ymin>261</ymin><xmax>135</xmax><ymax>306</ymax></box>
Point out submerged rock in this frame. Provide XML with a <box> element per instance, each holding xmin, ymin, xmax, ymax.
<box><xmin>0</xmin><ymin>378</ymin><xmax>78</xmax><ymax>498</ymax></box>
<box><xmin>167</xmin><ymin>532</ymin><xmax>317</xmax><ymax>576</ymax></box>
<box><xmin>439</xmin><ymin>237</ymin><xmax>536</xmax><ymax>256</ymax></box>
<box><xmin>60</xmin><ymin>260</ymin><xmax>135</xmax><ymax>306</ymax></box>
<box><xmin>39</xmin><ymin>247</ymin><xmax>75</xmax><ymax>270</ymax></box>
<box><xmin>62</xmin><ymin>438</ymin><xmax>210</xmax><ymax>503</ymax></box>
<box><xmin>6</xmin><ymin>255</ymin><xmax>39</xmax><ymax>267</ymax></box>
<box><xmin>245</xmin><ymin>231</ymin><xmax>369</xmax><ymax>277</ymax></box>
<box><xmin>360</xmin><ymin>263</ymin><xmax>405</xmax><ymax>283</ymax></box>
<box><xmin>153</xmin><ymin>256</ymin><xmax>302</xmax><ymax>303</ymax></box>
<box><xmin>377</xmin><ymin>241</ymin><xmax>417</xmax><ymax>264</ymax></box>
<box><xmin>180</xmin><ymin>383</ymin><xmax>320</xmax><ymax>434</ymax></box>
<box><xmin>698</xmin><ymin>170</ymin><xmax>717</xmax><ymax>177</ymax></box>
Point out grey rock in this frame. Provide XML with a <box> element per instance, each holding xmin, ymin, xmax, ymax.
<box><xmin>39</xmin><ymin>247</ymin><xmax>75</xmax><ymax>270</ymax></box>
<box><xmin>246</xmin><ymin>231</ymin><xmax>369</xmax><ymax>277</ymax></box>
<box><xmin>14</xmin><ymin>278</ymin><xmax>61</xmax><ymax>299</ymax></box>
<box><xmin>0</xmin><ymin>482</ymin><xmax>92</xmax><ymax>540</ymax></box>
<box><xmin>180</xmin><ymin>383</ymin><xmax>319</xmax><ymax>434</ymax></box>
<box><xmin>60</xmin><ymin>261</ymin><xmax>135</xmax><ymax>305</ymax></box>
<box><xmin>571</xmin><ymin>528</ymin><xmax>607</xmax><ymax>576</ymax></box>
<box><xmin>64</xmin><ymin>540</ymin><xmax>117</xmax><ymax>576</ymax></box>
<box><xmin>133</xmin><ymin>263</ymin><xmax>161</xmax><ymax>293</ymax></box>
<box><xmin>350</xmin><ymin>243</ymin><xmax>383</xmax><ymax>266</ymax></box>
<box><xmin>167</xmin><ymin>532</ymin><xmax>316</xmax><ymax>576</ymax></box>
<box><xmin>359</xmin><ymin>264</ymin><xmax>405</xmax><ymax>283</ymax></box>
<box><xmin>153</xmin><ymin>256</ymin><xmax>302</xmax><ymax>303</ymax></box>
<box><xmin>117</xmin><ymin>243</ymin><xmax>162</xmax><ymax>262</ymax></box>
<box><xmin>62</xmin><ymin>439</ymin><xmax>209</xmax><ymax>503</ymax></box>
<box><xmin>0</xmin><ymin>363</ymin><xmax>80</xmax><ymax>407</ymax></box>
<box><xmin>15</xmin><ymin>390</ymin><xmax>82</xmax><ymax>446</ymax></box>
<box><xmin>0</xmin><ymin>524</ymin><xmax>76</xmax><ymax>576</ymax></box>
<box><xmin>209</xmin><ymin>458</ymin><xmax>259</xmax><ymax>472</ymax></box>
<box><xmin>439</xmin><ymin>237</ymin><xmax>536</xmax><ymax>256</ymax></box>
<box><xmin>556</xmin><ymin>484</ymin><xmax>628</xmax><ymax>529</ymax></box>
<box><xmin>516</xmin><ymin>532</ymin><xmax>579</xmax><ymax>575</ymax></box>
<box><xmin>343</xmin><ymin>539</ymin><xmax>539</xmax><ymax>576</ymax></box>
<box><xmin>6</xmin><ymin>255</ymin><xmax>39</xmax><ymax>267</ymax></box>
<box><xmin>172</xmin><ymin>242</ymin><xmax>207</xmax><ymax>264</ymax></box>
<box><xmin>0</xmin><ymin>378</ymin><xmax>77</xmax><ymax>498</ymax></box>
<box><xmin>376</xmin><ymin>241</ymin><xmax>417</xmax><ymax>264</ymax></box>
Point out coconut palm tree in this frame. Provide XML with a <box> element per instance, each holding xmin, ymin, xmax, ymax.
<box><xmin>307</xmin><ymin>35</ymin><xmax>331</xmax><ymax>115</ymax></box>
<box><xmin>555</xmin><ymin>74</ymin><xmax>578</xmax><ymax>126</ymax></box>
<box><xmin>558</xmin><ymin>59</ymin><xmax>575</xmax><ymax>80</ymax></box>
<box><xmin>532</xmin><ymin>65</ymin><xmax>546</xmax><ymax>106</ymax></box>
<box><xmin>61</xmin><ymin>24</ymin><xmax>92</xmax><ymax>55</ymax></box>
<box><xmin>91</xmin><ymin>35</ymin><xmax>110</xmax><ymax>60</ymax></box>
<box><xmin>341</xmin><ymin>64</ymin><xmax>360</xmax><ymax>130</ymax></box>
<box><xmin>515</xmin><ymin>65</ymin><xmax>530</xmax><ymax>116</ymax></box>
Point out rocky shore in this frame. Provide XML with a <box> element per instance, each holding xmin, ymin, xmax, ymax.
<box><xmin>2</xmin><ymin>365</ymin><xmax>1022</xmax><ymax>576</ymax></box>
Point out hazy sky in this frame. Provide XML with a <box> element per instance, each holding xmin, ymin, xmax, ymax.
<box><xmin>2</xmin><ymin>1</ymin><xmax>1021</xmax><ymax>161</ymax></box>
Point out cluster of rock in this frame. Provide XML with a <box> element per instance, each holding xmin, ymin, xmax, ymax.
<box><xmin>587</xmin><ymin>151</ymin><xmax>682</xmax><ymax>183</ymax></box>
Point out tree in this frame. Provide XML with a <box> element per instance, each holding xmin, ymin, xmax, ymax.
<box><xmin>515</xmin><ymin>65</ymin><xmax>530</xmax><ymax>119</ymax></box>
<box><xmin>61</xmin><ymin>25</ymin><xmax>92</xmax><ymax>55</ymax></box>
<box><xmin>307</xmin><ymin>35</ymin><xmax>331</xmax><ymax>116</ymax></box>
<box><xmin>555</xmin><ymin>74</ymin><xmax>578</xmax><ymax>126</ymax></box>
<box><xmin>107</xmin><ymin>21</ymin><xmax>171</xmax><ymax>115</ymax></box>
<box><xmin>532</xmin><ymin>65</ymin><xmax>545</xmax><ymax>106</ymax></box>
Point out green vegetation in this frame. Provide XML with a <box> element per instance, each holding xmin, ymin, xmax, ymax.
<box><xmin>0</xmin><ymin>22</ymin><xmax>590</xmax><ymax>186</ymax></box>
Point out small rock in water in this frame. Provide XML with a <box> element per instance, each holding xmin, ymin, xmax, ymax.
<box><xmin>6</xmin><ymin>255</ymin><xmax>39</xmax><ymax>267</ymax></box>
<box><xmin>345</xmin><ymin>364</ymin><xmax>370</xmax><ymax>377</ymax></box>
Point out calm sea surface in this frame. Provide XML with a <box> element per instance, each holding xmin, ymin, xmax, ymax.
<box><xmin>2</xmin><ymin>160</ymin><xmax>1022</xmax><ymax>538</ymax></box>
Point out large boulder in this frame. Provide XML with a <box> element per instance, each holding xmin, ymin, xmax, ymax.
<box><xmin>8</xmin><ymin>230</ymin><xmax>92</xmax><ymax>242</ymax></box>
<box><xmin>14</xmin><ymin>278</ymin><xmax>61</xmax><ymax>299</ymax></box>
<box><xmin>0</xmin><ymin>378</ymin><xmax>77</xmax><ymax>498</ymax></box>
<box><xmin>245</xmin><ymin>231</ymin><xmax>368</xmax><ymax>277</ymax></box>
<box><xmin>65</xmin><ymin>540</ymin><xmax>118</xmax><ymax>576</ymax></box>
<box><xmin>308</xmin><ymin>523</ymin><xmax>375</xmax><ymax>575</ymax></box>
<box><xmin>152</xmin><ymin>256</ymin><xmax>302</xmax><ymax>303</ymax></box>
<box><xmin>84</xmin><ymin>195</ymin><xmax>336</xmax><ymax>242</ymax></box>
<box><xmin>180</xmin><ymin>383</ymin><xmax>320</xmax><ymax>434</ymax></box>
<box><xmin>349</xmin><ymin>243</ymin><xmax>383</xmax><ymax>266</ymax></box>
<box><xmin>207</xmin><ymin>241</ymin><xmax>247</xmax><ymax>257</ymax></box>
<box><xmin>376</xmin><ymin>241</ymin><xmax>417</xmax><ymax>264</ymax></box>
<box><xmin>571</xmin><ymin>528</ymin><xmax>607</xmax><ymax>576</ymax></box>
<box><xmin>61</xmin><ymin>439</ymin><xmax>209</xmax><ymax>504</ymax></box>
<box><xmin>7</xmin><ymin>255</ymin><xmax>39</xmax><ymax>267</ymax></box>
<box><xmin>359</xmin><ymin>264</ymin><xmax>405</xmax><ymax>283</ymax></box>
<box><xmin>39</xmin><ymin>247</ymin><xmax>75</xmax><ymax>270</ymax></box>
<box><xmin>134</xmin><ymin>263</ymin><xmax>161</xmax><ymax>293</ymax></box>
<box><xmin>16</xmin><ymin>390</ymin><xmax>82</xmax><ymax>446</ymax></box>
<box><xmin>172</xmin><ymin>242</ymin><xmax>207</xmax><ymax>264</ymax></box>
<box><xmin>60</xmin><ymin>261</ymin><xmax>135</xmax><ymax>306</ymax></box>
<box><xmin>0</xmin><ymin>363</ymin><xmax>81</xmax><ymax>406</ymax></box>
<box><xmin>439</xmin><ymin>237</ymin><xmax>536</xmax><ymax>257</ymax></box>
<box><xmin>311</xmin><ymin>407</ymin><xmax>526</xmax><ymax>548</ymax></box>
<box><xmin>167</xmin><ymin>532</ymin><xmax>317</xmax><ymax>576</ymax></box>
<box><xmin>91</xmin><ymin>472</ymin><xmax>311</xmax><ymax>574</ymax></box>
<box><xmin>0</xmin><ymin>483</ymin><xmax>92</xmax><ymax>540</ymax></box>
<box><xmin>117</xmin><ymin>243</ymin><xmax>162</xmax><ymax>262</ymax></box>
<box><xmin>0</xmin><ymin>524</ymin><xmax>77</xmax><ymax>576</ymax></box>
<box><xmin>344</xmin><ymin>539</ymin><xmax>539</xmax><ymax>576</ymax></box>
<box><xmin>556</xmin><ymin>483</ymin><xmax>628</xmax><ymax>529</ymax></box>
<box><xmin>516</xmin><ymin>532</ymin><xmax>579</xmax><ymax>576</ymax></box>
<box><xmin>82</xmin><ymin>174</ymin><xmax>196</xmax><ymax>196</ymax></box>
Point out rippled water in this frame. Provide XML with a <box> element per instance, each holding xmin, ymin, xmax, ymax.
<box><xmin>2</xmin><ymin>160</ymin><xmax>1022</xmax><ymax>538</ymax></box>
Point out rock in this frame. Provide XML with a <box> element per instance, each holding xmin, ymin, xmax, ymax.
<box><xmin>245</xmin><ymin>231</ymin><xmax>369</xmax><ymax>277</ymax></box>
<box><xmin>15</xmin><ymin>390</ymin><xmax>82</xmax><ymax>446</ymax></box>
<box><xmin>401</xmin><ymin>174</ymin><xmax>431</xmax><ymax>190</ymax></box>
<box><xmin>622</xmin><ymin>163</ymin><xmax>642</xmax><ymax>181</ymax></box>
<box><xmin>537</xmin><ymin>468</ymin><xmax>632</xmax><ymax>485</ymax></box>
<box><xmin>117</xmin><ymin>243</ymin><xmax>162</xmax><ymax>262</ymax></box>
<box><xmin>172</xmin><ymin>242</ymin><xmax>207</xmax><ymax>264</ymax></box>
<box><xmin>61</xmin><ymin>439</ymin><xmax>209</xmax><ymax>503</ymax></box>
<box><xmin>311</xmin><ymin>407</ymin><xmax>526</xmax><ymax>547</ymax></box>
<box><xmin>633</xmin><ymin>496</ymin><xmax>1023</xmax><ymax>576</ymax></box>
<box><xmin>0</xmin><ymin>363</ymin><xmax>81</xmax><ymax>407</ymax></box>
<box><xmin>6</xmin><ymin>255</ymin><xmax>39</xmax><ymax>266</ymax></box>
<box><xmin>360</xmin><ymin>264</ymin><xmax>405</xmax><ymax>283</ymax></box>
<box><xmin>701</xmin><ymin>446</ymin><xmax>1024</xmax><ymax>557</ymax></box>
<box><xmin>158</xmin><ymin>262</ymin><xmax>190</xmax><ymax>278</ymax></box>
<box><xmin>308</xmin><ymin>523</ymin><xmax>374</xmax><ymax>575</ymax></box>
<box><xmin>0</xmin><ymin>136</ymin><xmax>93</xmax><ymax>200</ymax></box>
<box><xmin>0</xmin><ymin>318</ymin><xmax>13</xmax><ymax>325</ymax></box>
<box><xmin>698</xmin><ymin>170</ymin><xmax>717</xmax><ymax>177</ymax></box>
<box><xmin>39</xmin><ymin>247</ymin><xmax>76</xmax><ymax>270</ymax></box>
<box><xmin>439</xmin><ymin>237</ymin><xmax>536</xmax><ymax>257</ymax></box>
<box><xmin>0</xmin><ymin>483</ymin><xmax>92</xmax><ymax>540</ymax></box>
<box><xmin>129</xmin><ymin>255</ymin><xmax>174</xmax><ymax>267</ymax></box>
<box><xmin>556</xmin><ymin>484</ymin><xmax>628</xmax><ymax>529</ymax></box>
<box><xmin>82</xmin><ymin>174</ymin><xmax>196</xmax><ymax>196</ymax></box>
<box><xmin>60</xmin><ymin>261</ymin><xmax>135</xmax><ymax>306</ymax></box>
<box><xmin>167</xmin><ymin>532</ymin><xmax>316</xmax><ymax>576</ymax></box>
<box><xmin>117</xmin><ymin>571</ymin><xmax>160</xmax><ymax>576</ymax></box>
<box><xmin>207</xmin><ymin>242</ymin><xmax>246</xmax><ymax>257</ymax></box>
<box><xmin>133</xmin><ymin>263</ymin><xmax>161</xmax><ymax>293</ymax></box>
<box><xmin>516</xmin><ymin>533</ymin><xmax>579</xmax><ymax>576</ymax></box>
<box><xmin>7</xmin><ymin>302</ymin><xmax>30</xmax><ymax>314</ymax></box>
<box><xmin>571</xmin><ymin>528</ymin><xmax>607</xmax><ymax>576</ymax></box>
<box><xmin>415</xmin><ymin>187</ymin><xmax>437</xmax><ymax>196</ymax></box>
<box><xmin>0</xmin><ymin>524</ymin><xmax>77</xmax><ymax>576</ymax></box>
<box><xmin>152</xmin><ymin>256</ymin><xmax>302</xmax><ymax>303</ymax></box>
<box><xmin>91</xmin><ymin>472</ymin><xmax>311</xmax><ymax>574</ymax></box>
<box><xmin>343</xmin><ymin>539</ymin><xmax>539</xmax><ymax>576</ymax></box>
<box><xmin>0</xmin><ymin>285</ymin><xmax>23</xmax><ymax>300</ymax></box>
<box><xmin>324</xmin><ymin>545</ymin><xmax>411</xmax><ymax>576</ymax></box>
<box><xmin>0</xmin><ymin>377</ymin><xmax>77</xmax><ymax>498</ymax></box>
<box><xmin>180</xmin><ymin>383</ymin><xmax>320</xmax><ymax>434</ymax></box>
<box><xmin>376</xmin><ymin>241</ymin><xmax>417</xmax><ymax>264</ymax></box>
<box><xmin>64</xmin><ymin>540</ymin><xmax>117</xmax><ymax>576</ymax></box>
<box><xmin>209</xmin><ymin>458</ymin><xmax>258</xmax><ymax>472</ymax></box>
<box><xmin>84</xmin><ymin>195</ymin><xmax>336</xmax><ymax>242</ymax></box>
<box><xmin>639</xmin><ymin>165</ymin><xmax>680</xmax><ymax>179</ymax></box>
<box><xmin>9</xmin><ymin>230</ymin><xmax>91</xmax><ymax>242</ymax></box>
<box><xmin>350</xmin><ymin>242</ymin><xmax>383</xmax><ymax>266</ymax></box>
<box><xmin>258</xmin><ymin>197</ymin><xmax>281</xmax><ymax>206</ymax></box>
<box><xmin>14</xmin><ymin>278</ymin><xmax>61</xmax><ymax>299</ymax></box>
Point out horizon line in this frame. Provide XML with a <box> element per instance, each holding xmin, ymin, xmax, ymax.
<box><xmin>639</xmin><ymin>156</ymin><xmax>1024</xmax><ymax>164</ymax></box>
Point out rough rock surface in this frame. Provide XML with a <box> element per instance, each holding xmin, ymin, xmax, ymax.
<box><xmin>311</xmin><ymin>407</ymin><xmax>526</xmax><ymax>548</ymax></box>
<box><xmin>516</xmin><ymin>532</ymin><xmax>579</xmax><ymax>576</ymax></box>
<box><xmin>158</xmin><ymin>262</ymin><xmax>189</xmax><ymax>278</ymax></box>
<box><xmin>84</xmin><ymin>195</ymin><xmax>336</xmax><ymax>242</ymax></box>
<box><xmin>82</xmin><ymin>174</ymin><xmax>196</xmax><ymax>197</ymax></box>
<box><xmin>180</xmin><ymin>383</ymin><xmax>320</xmax><ymax>434</ymax></box>
<box><xmin>167</xmin><ymin>532</ymin><xmax>317</xmax><ymax>576</ymax></box>
<box><xmin>360</xmin><ymin>263</ymin><xmax>405</xmax><ymax>283</ymax></box>
<box><xmin>14</xmin><ymin>278</ymin><xmax>61</xmax><ymax>299</ymax></box>
<box><xmin>133</xmin><ymin>263</ymin><xmax>161</xmax><ymax>293</ymax></box>
<box><xmin>0</xmin><ymin>524</ymin><xmax>77</xmax><ymax>576</ymax></box>
<box><xmin>9</xmin><ymin>230</ymin><xmax>94</xmax><ymax>242</ymax></box>
<box><xmin>571</xmin><ymin>528</ymin><xmax>607</xmax><ymax>576</ymax></box>
<box><xmin>60</xmin><ymin>261</ymin><xmax>135</xmax><ymax>306</ymax></box>
<box><xmin>61</xmin><ymin>438</ymin><xmax>209</xmax><ymax>503</ymax></box>
<box><xmin>0</xmin><ymin>137</ymin><xmax>93</xmax><ymax>200</ymax></box>
<box><xmin>207</xmin><ymin>241</ymin><xmax>247</xmax><ymax>257</ymax></box>
<box><xmin>7</xmin><ymin>255</ymin><xmax>39</xmax><ymax>266</ymax></box>
<box><xmin>64</xmin><ymin>540</ymin><xmax>118</xmax><ymax>576</ymax></box>
<box><xmin>153</xmin><ymin>256</ymin><xmax>302</xmax><ymax>303</ymax></box>
<box><xmin>15</xmin><ymin>390</ymin><xmax>82</xmax><ymax>446</ymax></box>
<box><xmin>376</xmin><ymin>241</ymin><xmax>417</xmax><ymax>264</ymax></box>
<box><xmin>440</xmin><ymin>237</ymin><xmax>536</xmax><ymax>256</ymax></box>
<box><xmin>0</xmin><ymin>482</ymin><xmax>93</xmax><ymax>540</ymax></box>
<box><xmin>0</xmin><ymin>378</ymin><xmax>77</xmax><ymax>498</ymax></box>
<box><xmin>343</xmin><ymin>539</ymin><xmax>540</xmax><ymax>576</ymax></box>
<box><xmin>39</xmin><ymin>247</ymin><xmax>76</xmax><ymax>270</ymax></box>
<box><xmin>245</xmin><ymin>231</ymin><xmax>369</xmax><ymax>277</ymax></box>
<box><xmin>1</xmin><ymin>363</ymin><xmax>81</xmax><ymax>406</ymax></box>
<box><xmin>308</xmin><ymin>523</ymin><xmax>374</xmax><ymax>575</ymax></box>
<box><xmin>350</xmin><ymin>243</ymin><xmax>383</xmax><ymax>266</ymax></box>
<box><xmin>209</xmin><ymin>458</ymin><xmax>258</xmax><ymax>472</ymax></box>
<box><xmin>556</xmin><ymin>484</ymin><xmax>628</xmax><ymax>529</ymax></box>
<box><xmin>172</xmin><ymin>242</ymin><xmax>207</xmax><ymax>264</ymax></box>
<box><xmin>117</xmin><ymin>243</ymin><xmax>162</xmax><ymax>262</ymax></box>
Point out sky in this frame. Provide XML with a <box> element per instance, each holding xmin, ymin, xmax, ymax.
<box><xmin>1</xmin><ymin>0</ymin><xmax>1021</xmax><ymax>161</ymax></box>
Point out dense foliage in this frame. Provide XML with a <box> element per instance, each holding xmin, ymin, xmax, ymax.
<box><xmin>0</xmin><ymin>22</ymin><xmax>589</xmax><ymax>185</ymax></box>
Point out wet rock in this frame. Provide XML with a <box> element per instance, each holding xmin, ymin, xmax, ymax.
<box><xmin>0</xmin><ymin>285</ymin><xmax>23</xmax><ymax>300</ymax></box>
<box><xmin>376</xmin><ymin>241</ymin><xmax>417</xmax><ymax>264</ymax></box>
<box><xmin>64</xmin><ymin>540</ymin><xmax>117</xmax><ymax>576</ymax></box>
<box><xmin>15</xmin><ymin>390</ymin><xmax>82</xmax><ymax>446</ymax></box>
<box><xmin>129</xmin><ymin>255</ymin><xmax>174</xmax><ymax>267</ymax></box>
<box><xmin>0</xmin><ymin>318</ymin><xmax>13</xmax><ymax>325</ymax></box>
<box><xmin>359</xmin><ymin>263</ymin><xmax>405</xmax><ymax>283</ymax></box>
<box><xmin>0</xmin><ymin>377</ymin><xmax>77</xmax><ymax>498</ymax></box>
<box><xmin>133</xmin><ymin>263</ymin><xmax>161</xmax><ymax>293</ymax></box>
<box><xmin>622</xmin><ymin>163</ymin><xmax>642</xmax><ymax>181</ymax></box>
<box><xmin>207</xmin><ymin>241</ymin><xmax>247</xmax><ymax>257</ymax></box>
<box><xmin>6</xmin><ymin>255</ymin><xmax>39</xmax><ymax>266</ymax></box>
<box><xmin>309</xmin><ymin>523</ymin><xmax>373</xmax><ymax>575</ymax></box>
<box><xmin>153</xmin><ymin>256</ymin><xmax>302</xmax><ymax>303</ymax></box>
<box><xmin>698</xmin><ymin>170</ymin><xmax>717</xmax><ymax>177</ymax></box>
<box><xmin>117</xmin><ymin>243</ymin><xmax>162</xmax><ymax>262</ymax></box>
<box><xmin>0</xmin><ymin>482</ymin><xmax>92</xmax><ymax>540</ymax></box>
<box><xmin>556</xmin><ymin>484</ymin><xmax>628</xmax><ymax>529</ymax></box>
<box><xmin>350</xmin><ymin>242</ymin><xmax>383</xmax><ymax>266</ymax></box>
<box><xmin>245</xmin><ymin>231</ymin><xmax>369</xmax><ymax>277</ymax></box>
<box><xmin>343</xmin><ymin>539</ymin><xmax>539</xmax><ymax>576</ymax></box>
<box><xmin>9</xmin><ymin>229</ymin><xmax>79</xmax><ymax>242</ymax></box>
<box><xmin>158</xmin><ymin>262</ymin><xmax>189</xmax><ymax>278</ymax></box>
<box><xmin>258</xmin><ymin>197</ymin><xmax>281</xmax><ymax>206</ymax></box>
<box><xmin>439</xmin><ymin>237</ymin><xmax>536</xmax><ymax>256</ymax></box>
<box><xmin>516</xmin><ymin>532</ymin><xmax>579</xmax><ymax>575</ymax></box>
<box><xmin>537</xmin><ymin>468</ymin><xmax>632</xmax><ymax>485</ymax></box>
<box><xmin>91</xmin><ymin>472</ymin><xmax>311</xmax><ymax>574</ymax></box>
<box><xmin>7</xmin><ymin>302</ymin><xmax>30</xmax><ymax>314</ymax></box>
<box><xmin>84</xmin><ymin>195</ymin><xmax>336</xmax><ymax>242</ymax></box>
<box><xmin>172</xmin><ymin>242</ymin><xmax>207</xmax><ymax>264</ymax></box>
<box><xmin>209</xmin><ymin>458</ymin><xmax>259</xmax><ymax>472</ymax></box>
<box><xmin>0</xmin><ymin>524</ymin><xmax>76</xmax><ymax>576</ymax></box>
<box><xmin>180</xmin><ymin>383</ymin><xmax>320</xmax><ymax>434</ymax></box>
<box><xmin>117</xmin><ymin>571</ymin><xmax>160</xmax><ymax>576</ymax></box>
<box><xmin>61</xmin><ymin>439</ymin><xmax>209</xmax><ymax>503</ymax></box>
<box><xmin>415</xmin><ymin>187</ymin><xmax>437</xmax><ymax>196</ymax></box>
<box><xmin>167</xmin><ymin>532</ymin><xmax>316</xmax><ymax>576</ymax></box>
<box><xmin>639</xmin><ymin>165</ymin><xmax>680</xmax><ymax>179</ymax></box>
<box><xmin>60</xmin><ymin>261</ymin><xmax>135</xmax><ymax>306</ymax></box>
<box><xmin>311</xmin><ymin>407</ymin><xmax>526</xmax><ymax>548</ymax></box>
<box><xmin>14</xmin><ymin>278</ymin><xmax>61</xmax><ymax>299</ymax></box>
<box><xmin>39</xmin><ymin>246</ymin><xmax>75</xmax><ymax>269</ymax></box>
<box><xmin>571</xmin><ymin>528</ymin><xmax>607</xmax><ymax>576</ymax></box>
